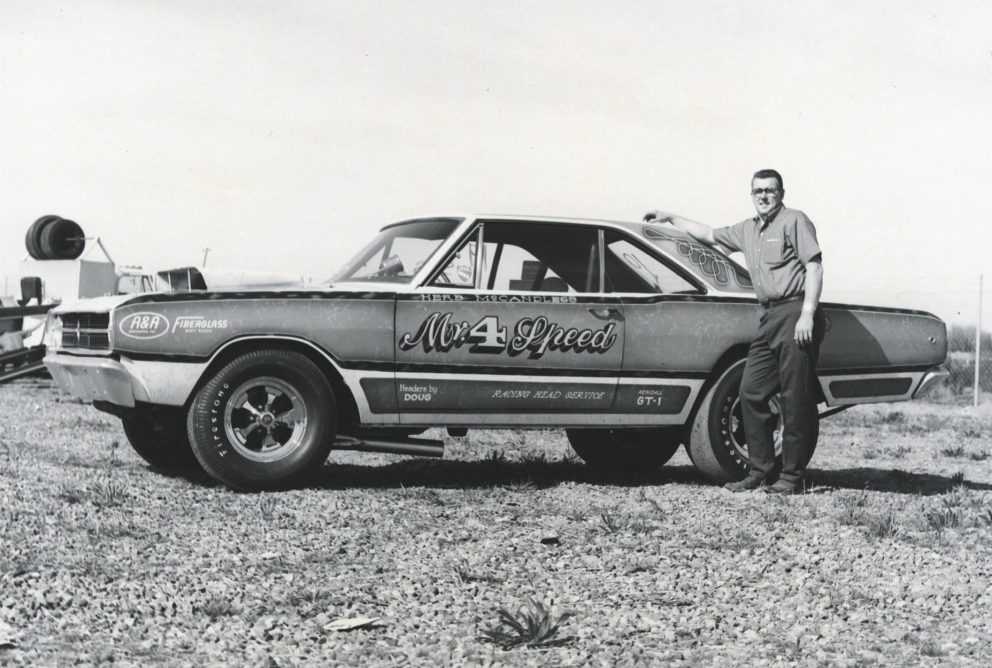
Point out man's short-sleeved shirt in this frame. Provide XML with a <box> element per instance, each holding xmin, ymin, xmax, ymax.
<box><xmin>712</xmin><ymin>206</ymin><xmax>822</xmax><ymax>303</ymax></box>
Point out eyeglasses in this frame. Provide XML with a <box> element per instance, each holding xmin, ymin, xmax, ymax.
<box><xmin>751</xmin><ymin>188</ymin><xmax>781</xmax><ymax>196</ymax></box>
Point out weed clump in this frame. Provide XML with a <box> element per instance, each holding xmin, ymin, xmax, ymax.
<box><xmin>480</xmin><ymin>599</ymin><xmax>574</xmax><ymax>649</ymax></box>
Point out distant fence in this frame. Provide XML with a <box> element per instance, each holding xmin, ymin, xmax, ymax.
<box><xmin>939</xmin><ymin>351</ymin><xmax>990</xmax><ymax>404</ymax></box>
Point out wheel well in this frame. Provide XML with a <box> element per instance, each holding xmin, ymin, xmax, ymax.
<box><xmin>685</xmin><ymin>345</ymin><xmax>749</xmax><ymax>428</ymax></box>
<box><xmin>187</xmin><ymin>338</ymin><xmax>360</xmax><ymax>430</ymax></box>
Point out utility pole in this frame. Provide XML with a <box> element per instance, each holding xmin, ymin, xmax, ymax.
<box><xmin>202</xmin><ymin>248</ymin><xmax>211</xmax><ymax>268</ymax></box>
<box><xmin>976</xmin><ymin>274</ymin><xmax>983</xmax><ymax>408</ymax></box>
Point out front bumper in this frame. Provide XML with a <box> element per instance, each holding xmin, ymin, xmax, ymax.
<box><xmin>45</xmin><ymin>351</ymin><xmax>207</xmax><ymax>407</ymax></box>
<box><xmin>45</xmin><ymin>353</ymin><xmax>138</xmax><ymax>407</ymax></box>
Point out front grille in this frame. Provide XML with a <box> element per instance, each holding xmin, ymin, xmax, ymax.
<box><xmin>60</xmin><ymin>312</ymin><xmax>111</xmax><ymax>351</ymax></box>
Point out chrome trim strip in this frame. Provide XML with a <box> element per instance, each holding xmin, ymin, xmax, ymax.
<box><xmin>913</xmin><ymin>365</ymin><xmax>950</xmax><ymax>399</ymax></box>
<box><xmin>399</xmin><ymin>413</ymin><xmax>689</xmax><ymax>427</ymax></box>
<box><xmin>820</xmin><ymin>371</ymin><xmax>925</xmax><ymax>406</ymax></box>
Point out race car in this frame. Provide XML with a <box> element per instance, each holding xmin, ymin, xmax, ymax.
<box><xmin>44</xmin><ymin>215</ymin><xmax>948</xmax><ymax>490</ymax></box>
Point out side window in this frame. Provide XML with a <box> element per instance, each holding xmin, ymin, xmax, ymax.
<box><xmin>480</xmin><ymin>222</ymin><xmax>599</xmax><ymax>293</ymax></box>
<box><xmin>605</xmin><ymin>231</ymin><xmax>702</xmax><ymax>294</ymax></box>
<box><xmin>430</xmin><ymin>229</ymin><xmax>480</xmax><ymax>288</ymax></box>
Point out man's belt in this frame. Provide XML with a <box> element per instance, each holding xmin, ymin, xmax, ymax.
<box><xmin>759</xmin><ymin>293</ymin><xmax>805</xmax><ymax>309</ymax></box>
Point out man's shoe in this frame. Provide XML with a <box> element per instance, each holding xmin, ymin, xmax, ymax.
<box><xmin>764</xmin><ymin>480</ymin><xmax>800</xmax><ymax>495</ymax></box>
<box><xmin>724</xmin><ymin>476</ymin><xmax>766</xmax><ymax>492</ymax></box>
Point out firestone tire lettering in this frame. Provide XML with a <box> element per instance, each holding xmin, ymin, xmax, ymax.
<box><xmin>186</xmin><ymin>349</ymin><xmax>336</xmax><ymax>491</ymax></box>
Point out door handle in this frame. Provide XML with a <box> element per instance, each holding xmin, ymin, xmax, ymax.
<box><xmin>587</xmin><ymin>307</ymin><xmax>623</xmax><ymax>321</ymax></box>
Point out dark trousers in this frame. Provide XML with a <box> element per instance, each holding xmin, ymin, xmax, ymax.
<box><xmin>741</xmin><ymin>300</ymin><xmax>825</xmax><ymax>484</ymax></box>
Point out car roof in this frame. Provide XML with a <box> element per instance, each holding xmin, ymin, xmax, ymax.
<box><xmin>385</xmin><ymin>214</ymin><xmax>648</xmax><ymax>234</ymax></box>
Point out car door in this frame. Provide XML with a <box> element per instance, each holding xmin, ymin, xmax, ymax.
<box><xmin>394</xmin><ymin>219</ymin><xmax>624</xmax><ymax>425</ymax></box>
<box><xmin>604</xmin><ymin>228</ymin><xmax>712</xmax><ymax>424</ymax></box>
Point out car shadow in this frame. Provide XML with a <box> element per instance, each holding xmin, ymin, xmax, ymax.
<box><xmin>804</xmin><ymin>467</ymin><xmax>992</xmax><ymax>496</ymax></box>
<box><xmin>309</xmin><ymin>458</ymin><xmax>709</xmax><ymax>491</ymax></box>
<box><xmin>307</xmin><ymin>459</ymin><xmax>990</xmax><ymax>496</ymax></box>
<box><xmin>149</xmin><ymin>458</ymin><xmax>991</xmax><ymax>496</ymax></box>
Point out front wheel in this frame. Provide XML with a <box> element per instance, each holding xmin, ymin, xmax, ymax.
<box><xmin>187</xmin><ymin>350</ymin><xmax>336</xmax><ymax>491</ymax></box>
<box><xmin>566</xmin><ymin>427</ymin><xmax>684</xmax><ymax>471</ymax></box>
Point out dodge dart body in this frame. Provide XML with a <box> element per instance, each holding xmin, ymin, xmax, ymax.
<box><xmin>45</xmin><ymin>215</ymin><xmax>948</xmax><ymax>490</ymax></box>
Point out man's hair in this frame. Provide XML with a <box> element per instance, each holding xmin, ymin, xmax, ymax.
<box><xmin>752</xmin><ymin>169</ymin><xmax>784</xmax><ymax>190</ymax></box>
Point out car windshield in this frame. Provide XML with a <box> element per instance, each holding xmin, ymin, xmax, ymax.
<box><xmin>330</xmin><ymin>218</ymin><xmax>463</xmax><ymax>284</ymax></box>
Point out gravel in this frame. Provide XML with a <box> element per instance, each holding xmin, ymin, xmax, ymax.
<box><xmin>1</xmin><ymin>379</ymin><xmax>991</xmax><ymax>666</ymax></box>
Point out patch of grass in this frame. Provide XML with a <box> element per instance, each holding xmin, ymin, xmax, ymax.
<box><xmin>623</xmin><ymin>558</ymin><xmax>654</xmax><ymax>575</ymax></box>
<box><xmin>836</xmin><ymin>492</ymin><xmax>870</xmax><ymax>525</ymax></box>
<box><xmin>863</xmin><ymin>510</ymin><xmax>902</xmax><ymax>539</ymax></box>
<box><xmin>479</xmin><ymin>599</ymin><xmax>574</xmax><ymax>650</ymax></box>
<box><xmin>940</xmin><ymin>445</ymin><xmax>966</xmax><ymax>458</ymax></box>
<box><xmin>600</xmin><ymin>511</ymin><xmax>623</xmax><ymax>534</ymax></box>
<box><xmin>923</xmin><ymin>508</ymin><xmax>962</xmax><ymax>538</ymax></box>
<box><xmin>881</xmin><ymin>445</ymin><xmax>911</xmax><ymax>458</ymax></box>
<box><xmin>284</xmin><ymin>586</ymin><xmax>341</xmax><ymax>618</ymax></box>
<box><xmin>201</xmin><ymin>595</ymin><xmax>239</xmax><ymax>620</ymax></box>
<box><xmin>91</xmin><ymin>477</ymin><xmax>129</xmax><ymax>508</ymax></box>
<box><xmin>0</xmin><ymin>440</ymin><xmax>17</xmax><ymax>476</ymax></box>
<box><xmin>639</xmin><ymin>491</ymin><xmax>665</xmax><ymax>515</ymax></box>
<box><xmin>483</xmin><ymin>450</ymin><xmax>509</xmax><ymax>472</ymax></box>
<box><xmin>950</xmin><ymin>471</ymin><xmax>966</xmax><ymax>485</ymax></box>
<box><xmin>880</xmin><ymin>410</ymin><xmax>905</xmax><ymax>424</ymax></box>
<box><xmin>258</xmin><ymin>494</ymin><xmax>278</xmax><ymax>519</ymax></box>
<box><xmin>57</xmin><ymin>482</ymin><xmax>86</xmax><ymax>505</ymax></box>
<box><xmin>565</xmin><ymin>508</ymin><xmax>587</xmax><ymax>523</ymax></box>
<box><xmin>506</xmin><ymin>478</ymin><xmax>537</xmax><ymax>493</ymax></box>
<box><xmin>598</xmin><ymin>511</ymin><xmax>653</xmax><ymax>534</ymax></box>
<box><xmin>520</xmin><ymin>452</ymin><xmax>547</xmax><ymax>469</ymax></box>
<box><xmin>453</xmin><ymin>559</ymin><xmax>502</xmax><ymax>585</ymax></box>
<box><xmin>968</xmin><ymin>450</ymin><xmax>990</xmax><ymax>461</ymax></box>
<box><xmin>86</xmin><ymin>515</ymin><xmax>145</xmax><ymax>540</ymax></box>
<box><xmin>918</xmin><ymin>638</ymin><xmax>944</xmax><ymax>657</ymax></box>
<box><xmin>755</xmin><ymin>500</ymin><xmax>788</xmax><ymax>525</ymax></box>
<box><xmin>940</xmin><ymin>485</ymin><xmax>971</xmax><ymax>510</ymax></box>
<box><xmin>862</xmin><ymin>447</ymin><xmax>878</xmax><ymax>460</ymax></box>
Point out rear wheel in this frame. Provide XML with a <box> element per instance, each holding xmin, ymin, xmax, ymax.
<box><xmin>187</xmin><ymin>350</ymin><xmax>336</xmax><ymax>491</ymax></box>
<box><xmin>121</xmin><ymin>405</ymin><xmax>200</xmax><ymax>471</ymax></box>
<box><xmin>687</xmin><ymin>360</ymin><xmax>783</xmax><ymax>483</ymax></box>
<box><xmin>566</xmin><ymin>427</ymin><xmax>684</xmax><ymax>471</ymax></box>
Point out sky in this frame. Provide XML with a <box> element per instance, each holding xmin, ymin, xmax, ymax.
<box><xmin>1</xmin><ymin>0</ymin><xmax>990</xmax><ymax>326</ymax></box>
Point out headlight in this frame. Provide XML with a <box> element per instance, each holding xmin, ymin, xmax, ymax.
<box><xmin>43</xmin><ymin>313</ymin><xmax>62</xmax><ymax>349</ymax></box>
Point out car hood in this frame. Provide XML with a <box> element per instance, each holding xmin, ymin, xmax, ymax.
<box><xmin>157</xmin><ymin>267</ymin><xmax>306</xmax><ymax>291</ymax></box>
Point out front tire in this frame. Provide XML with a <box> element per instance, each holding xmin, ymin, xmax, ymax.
<box><xmin>187</xmin><ymin>350</ymin><xmax>336</xmax><ymax>491</ymax></box>
<box><xmin>687</xmin><ymin>360</ymin><xmax>782</xmax><ymax>483</ymax></box>
<box><xmin>121</xmin><ymin>405</ymin><xmax>201</xmax><ymax>471</ymax></box>
<box><xmin>566</xmin><ymin>427</ymin><xmax>683</xmax><ymax>471</ymax></box>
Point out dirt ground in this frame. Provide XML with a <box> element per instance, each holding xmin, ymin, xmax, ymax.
<box><xmin>1</xmin><ymin>379</ymin><xmax>991</xmax><ymax>666</ymax></box>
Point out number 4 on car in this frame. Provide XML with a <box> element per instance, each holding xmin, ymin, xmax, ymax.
<box><xmin>44</xmin><ymin>215</ymin><xmax>949</xmax><ymax>491</ymax></box>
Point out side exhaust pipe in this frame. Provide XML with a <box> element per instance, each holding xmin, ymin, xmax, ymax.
<box><xmin>332</xmin><ymin>435</ymin><xmax>444</xmax><ymax>458</ymax></box>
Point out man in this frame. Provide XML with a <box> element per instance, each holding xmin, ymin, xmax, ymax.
<box><xmin>644</xmin><ymin>169</ymin><xmax>824</xmax><ymax>494</ymax></box>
